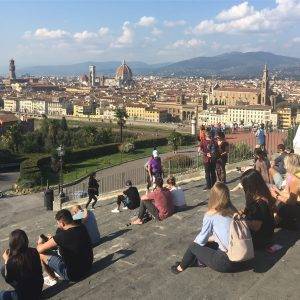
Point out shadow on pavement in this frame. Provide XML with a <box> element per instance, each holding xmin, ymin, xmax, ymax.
<box><xmin>100</xmin><ymin>228</ymin><xmax>132</xmax><ymax>244</ymax></box>
<box><xmin>253</xmin><ymin>228</ymin><xmax>300</xmax><ymax>273</ymax></box>
<box><xmin>42</xmin><ymin>249</ymin><xmax>135</xmax><ymax>299</ymax></box>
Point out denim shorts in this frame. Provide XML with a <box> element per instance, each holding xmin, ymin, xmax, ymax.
<box><xmin>273</xmin><ymin>172</ymin><xmax>284</xmax><ymax>189</ymax></box>
<box><xmin>48</xmin><ymin>255</ymin><xmax>69</xmax><ymax>281</ymax></box>
<box><xmin>0</xmin><ymin>291</ymin><xmax>18</xmax><ymax>300</ymax></box>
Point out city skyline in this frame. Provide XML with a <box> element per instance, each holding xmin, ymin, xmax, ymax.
<box><xmin>1</xmin><ymin>0</ymin><xmax>300</xmax><ymax>71</ymax></box>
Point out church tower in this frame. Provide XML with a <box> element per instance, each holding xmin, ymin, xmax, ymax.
<box><xmin>261</xmin><ymin>64</ymin><xmax>270</xmax><ymax>106</ymax></box>
<box><xmin>9</xmin><ymin>59</ymin><xmax>16</xmax><ymax>80</ymax></box>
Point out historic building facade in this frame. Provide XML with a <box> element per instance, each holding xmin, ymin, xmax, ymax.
<box><xmin>209</xmin><ymin>65</ymin><xmax>272</xmax><ymax>106</ymax></box>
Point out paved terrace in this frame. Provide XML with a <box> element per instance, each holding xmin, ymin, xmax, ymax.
<box><xmin>0</xmin><ymin>170</ymin><xmax>299</xmax><ymax>299</ymax></box>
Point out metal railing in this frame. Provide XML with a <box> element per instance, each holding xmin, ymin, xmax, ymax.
<box><xmin>63</xmin><ymin>130</ymin><xmax>288</xmax><ymax>202</ymax></box>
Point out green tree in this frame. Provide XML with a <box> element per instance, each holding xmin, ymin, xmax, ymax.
<box><xmin>1</xmin><ymin>123</ymin><xmax>23</xmax><ymax>152</ymax></box>
<box><xmin>168</xmin><ymin>131</ymin><xmax>182</xmax><ymax>154</ymax></box>
<box><xmin>114</xmin><ymin>107</ymin><xmax>128</xmax><ymax>143</ymax></box>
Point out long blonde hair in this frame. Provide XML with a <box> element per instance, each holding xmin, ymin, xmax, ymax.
<box><xmin>284</xmin><ymin>154</ymin><xmax>300</xmax><ymax>175</ymax></box>
<box><xmin>208</xmin><ymin>182</ymin><xmax>237</xmax><ymax>216</ymax></box>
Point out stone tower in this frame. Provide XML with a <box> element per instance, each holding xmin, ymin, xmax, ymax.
<box><xmin>261</xmin><ymin>64</ymin><xmax>270</xmax><ymax>106</ymax></box>
<box><xmin>9</xmin><ymin>59</ymin><xmax>16</xmax><ymax>80</ymax></box>
<box><xmin>89</xmin><ymin>65</ymin><xmax>96</xmax><ymax>87</ymax></box>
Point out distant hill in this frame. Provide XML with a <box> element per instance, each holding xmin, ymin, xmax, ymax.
<box><xmin>3</xmin><ymin>51</ymin><xmax>300</xmax><ymax>79</ymax></box>
<box><xmin>154</xmin><ymin>52</ymin><xmax>300</xmax><ymax>79</ymax></box>
<box><xmin>17</xmin><ymin>61</ymin><xmax>171</xmax><ymax>76</ymax></box>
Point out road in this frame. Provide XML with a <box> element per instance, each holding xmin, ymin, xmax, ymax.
<box><xmin>0</xmin><ymin>172</ymin><xmax>19</xmax><ymax>191</ymax></box>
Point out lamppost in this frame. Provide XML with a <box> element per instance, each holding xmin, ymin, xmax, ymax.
<box><xmin>57</xmin><ymin>145</ymin><xmax>65</xmax><ymax>197</ymax></box>
<box><xmin>118</xmin><ymin>118</ymin><xmax>125</xmax><ymax>143</ymax></box>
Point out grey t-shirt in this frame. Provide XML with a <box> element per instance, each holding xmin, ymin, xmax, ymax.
<box><xmin>84</xmin><ymin>211</ymin><xmax>101</xmax><ymax>246</ymax></box>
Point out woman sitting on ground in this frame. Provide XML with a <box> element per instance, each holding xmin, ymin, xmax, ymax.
<box><xmin>240</xmin><ymin>169</ymin><xmax>275</xmax><ymax>249</ymax></box>
<box><xmin>254</xmin><ymin>148</ymin><xmax>271</xmax><ymax>184</ymax></box>
<box><xmin>71</xmin><ymin>205</ymin><xmax>101</xmax><ymax>247</ymax></box>
<box><xmin>270</xmin><ymin>154</ymin><xmax>300</xmax><ymax>229</ymax></box>
<box><xmin>0</xmin><ymin>229</ymin><xmax>43</xmax><ymax>300</ymax></box>
<box><xmin>166</xmin><ymin>176</ymin><xmax>186</xmax><ymax>212</ymax></box>
<box><xmin>171</xmin><ymin>182</ymin><xmax>243</xmax><ymax>274</ymax></box>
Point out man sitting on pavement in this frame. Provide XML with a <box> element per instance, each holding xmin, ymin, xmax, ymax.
<box><xmin>131</xmin><ymin>177</ymin><xmax>174</xmax><ymax>225</ymax></box>
<box><xmin>111</xmin><ymin>180</ymin><xmax>140</xmax><ymax>213</ymax></box>
<box><xmin>37</xmin><ymin>209</ymin><xmax>93</xmax><ymax>286</ymax></box>
<box><xmin>71</xmin><ymin>205</ymin><xmax>101</xmax><ymax>247</ymax></box>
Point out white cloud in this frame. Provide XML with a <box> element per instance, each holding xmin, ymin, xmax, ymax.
<box><xmin>73</xmin><ymin>31</ymin><xmax>97</xmax><ymax>42</ymax></box>
<box><xmin>164</xmin><ymin>20</ymin><xmax>186</xmax><ymax>27</ymax></box>
<box><xmin>151</xmin><ymin>27</ymin><xmax>163</xmax><ymax>36</ymax></box>
<box><xmin>292</xmin><ymin>37</ymin><xmax>300</xmax><ymax>42</ymax></box>
<box><xmin>169</xmin><ymin>38</ymin><xmax>205</xmax><ymax>49</ymax></box>
<box><xmin>216</xmin><ymin>2</ymin><xmax>255</xmax><ymax>21</ymax></box>
<box><xmin>111</xmin><ymin>21</ymin><xmax>134</xmax><ymax>48</ymax></box>
<box><xmin>33</xmin><ymin>28</ymin><xmax>69</xmax><ymax>39</ymax></box>
<box><xmin>138</xmin><ymin>16</ymin><xmax>156</xmax><ymax>27</ymax></box>
<box><xmin>98</xmin><ymin>27</ymin><xmax>109</xmax><ymax>37</ymax></box>
<box><xmin>192</xmin><ymin>0</ymin><xmax>300</xmax><ymax>35</ymax></box>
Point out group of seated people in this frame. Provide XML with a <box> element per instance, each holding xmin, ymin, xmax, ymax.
<box><xmin>111</xmin><ymin>176</ymin><xmax>186</xmax><ymax>224</ymax></box>
<box><xmin>0</xmin><ymin>205</ymin><xmax>101</xmax><ymax>299</ymax></box>
<box><xmin>252</xmin><ymin>144</ymin><xmax>300</xmax><ymax>229</ymax></box>
<box><xmin>1</xmin><ymin>149</ymin><xmax>299</xmax><ymax>298</ymax></box>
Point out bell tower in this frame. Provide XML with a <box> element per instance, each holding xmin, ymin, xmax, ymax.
<box><xmin>261</xmin><ymin>64</ymin><xmax>270</xmax><ymax>106</ymax></box>
<box><xmin>9</xmin><ymin>59</ymin><xmax>16</xmax><ymax>80</ymax></box>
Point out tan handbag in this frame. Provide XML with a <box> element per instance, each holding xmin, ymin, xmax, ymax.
<box><xmin>216</xmin><ymin>214</ymin><xmax>254</xmax><ymax>262</ymax></box>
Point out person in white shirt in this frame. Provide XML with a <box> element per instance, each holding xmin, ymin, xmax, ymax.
<box><xmin>166</xmin><ymin>176</ymin><xmax>186</xmax><ymax>212</ymax></box>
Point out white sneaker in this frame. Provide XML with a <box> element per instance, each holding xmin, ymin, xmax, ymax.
<box><xmin>123</xmin><ymin>206</ymin><xmax>128</xmax><ymax>210</ymax></box>
<box><xmin>44</xmin><ymin>276</ymin><xmax>58</xmax><ymax>286</ymax></box>
<box><xmin>111</xmin><ymin>208</ymin><xmax>120</xmax><ymax>213</ymax></box>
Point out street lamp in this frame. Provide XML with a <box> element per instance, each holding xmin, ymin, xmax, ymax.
<box><xmin>57</xmin><ymin>145</ymin><xmax>65</xmax><ymax>197</ymax></box>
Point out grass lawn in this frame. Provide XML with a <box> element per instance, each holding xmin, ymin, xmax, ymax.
<box><xmin>42</xmin><ymin>144</ymin><xmax>172</xmax><ymax>186</ymax></box>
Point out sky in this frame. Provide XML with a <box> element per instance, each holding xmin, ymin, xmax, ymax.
<box><xmin>1</xmin><ymin>0</ymin><xmax>300</xmax><ymax>70</ymax></box>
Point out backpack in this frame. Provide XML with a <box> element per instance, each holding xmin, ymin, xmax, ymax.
<box><xmin>216</xmin><ymin>214</ymin><xmax>254</xmax><ymax>262</ymax></box>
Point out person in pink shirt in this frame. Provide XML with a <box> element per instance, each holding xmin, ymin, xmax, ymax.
<box><xmin>131</xmin><ymin>177</ymin><xmax>174</xmax><ymax>225</ymax></box>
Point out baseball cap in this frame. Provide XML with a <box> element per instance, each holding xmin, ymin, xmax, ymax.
<box><xmin>152</xmin><ymin>150</ymin><xmax>159</xmax><ymax>157</ymax></box>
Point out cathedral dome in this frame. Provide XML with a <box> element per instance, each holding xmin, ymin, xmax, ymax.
<box><xmin>116</xmin><ymin>60</ymin><xmax>132</xmax><ymax>80</ymax></box>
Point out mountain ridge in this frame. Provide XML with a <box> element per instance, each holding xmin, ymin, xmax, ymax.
<box><xmin>2</xmin><ymin>51</ymin><xmax>300</xmax><ymax>79</ymax></box>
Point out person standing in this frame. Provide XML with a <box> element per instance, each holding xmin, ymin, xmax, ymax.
<box><xmin>255</xmin><ymin>123</ymin><xmax>266</xmax><ymax>150</ymax></box>
<box><xmin>216</xmin><ymin>131</ymin><xmax>229</xmax><ymax>183</ymax></box>
<box><xmin>86</xmin><ymin>173</ymin><xmax>99</xmax><ymax>210</ymax></box>
<box><xmin>148</xmin><ymin>150</ymin><xmax>163</xmax><ymax>187</ymax></box>
<box><xmin>200</xmin><ymin>128</ymin><xmax>218</xmax><ymax>191</ymax></box>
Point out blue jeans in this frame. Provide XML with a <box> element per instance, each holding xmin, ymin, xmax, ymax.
<box><xmin>48</xmin><ymin>255</ymin><xmax>69</xmax><ymax>281</ymax></box>
<box><xmin>0</xmin><ymin>291</ymin><xmax>18</xmax><ymax>300</ymax></box>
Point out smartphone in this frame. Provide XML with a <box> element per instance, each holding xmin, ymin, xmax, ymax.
<box><xmin>40</xmin><ymin>234</ymin><xmax>49</xmax><ymax>243</ymax></box>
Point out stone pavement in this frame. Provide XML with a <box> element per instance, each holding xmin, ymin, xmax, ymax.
<box><xmin>0</xmin><ymin>171</ymin><xmax>299</xmax><ymax>299</ymax></box>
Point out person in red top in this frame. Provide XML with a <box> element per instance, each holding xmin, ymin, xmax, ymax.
<box><xmin>131</xmin><ymin>177</ymin><xmax>174</xmax><ymax>225</ymax></box>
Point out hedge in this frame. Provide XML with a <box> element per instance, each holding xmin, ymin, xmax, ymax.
<box><xmin>18</xmin><ymin>154</ymin><xmax>50</xmax><ymax>187</ymax></box>
<box><xmin>17</xmin><ymin>135</ymin><xmax>196</xmax><ymax>187</ymax></box>
<box><xmin>64</xmin><ymin>143</ymin><xmax>120</xmax><ymax>162</ymax></box>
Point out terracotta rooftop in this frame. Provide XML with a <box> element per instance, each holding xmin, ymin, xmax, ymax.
<box><xmin>214</xmin><ymin>87</ymin><xmax>259</xmax><ymax>93</ymax></box>
<box><xmin>0</xmin><ymin>113</ymin><xmax>19</xmax><ymax>124</ymax></box>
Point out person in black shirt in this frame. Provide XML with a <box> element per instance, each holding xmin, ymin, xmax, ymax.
<box><xmin>37</xmin><ymin>209</ymin><xmax>93</xmax><ymax>283</ymax></box>
<box><xmin>111</xmin><ymin>180</ymin><xmax>140</xmax><ymax>213</ymax></box>
<box><xmin>0</xmin><ymin>229</ymin><xmax>43</xmax><ymax>300</ymax></box>
<box><xmin>86</xmin><ymin>173</ymin><xmax>99</xmax><ymax>210</ymax></box>
<box><xmin>240</xmin><ymin>169</ymin><xmax>275</xmax><ymax>249</ymax></box>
